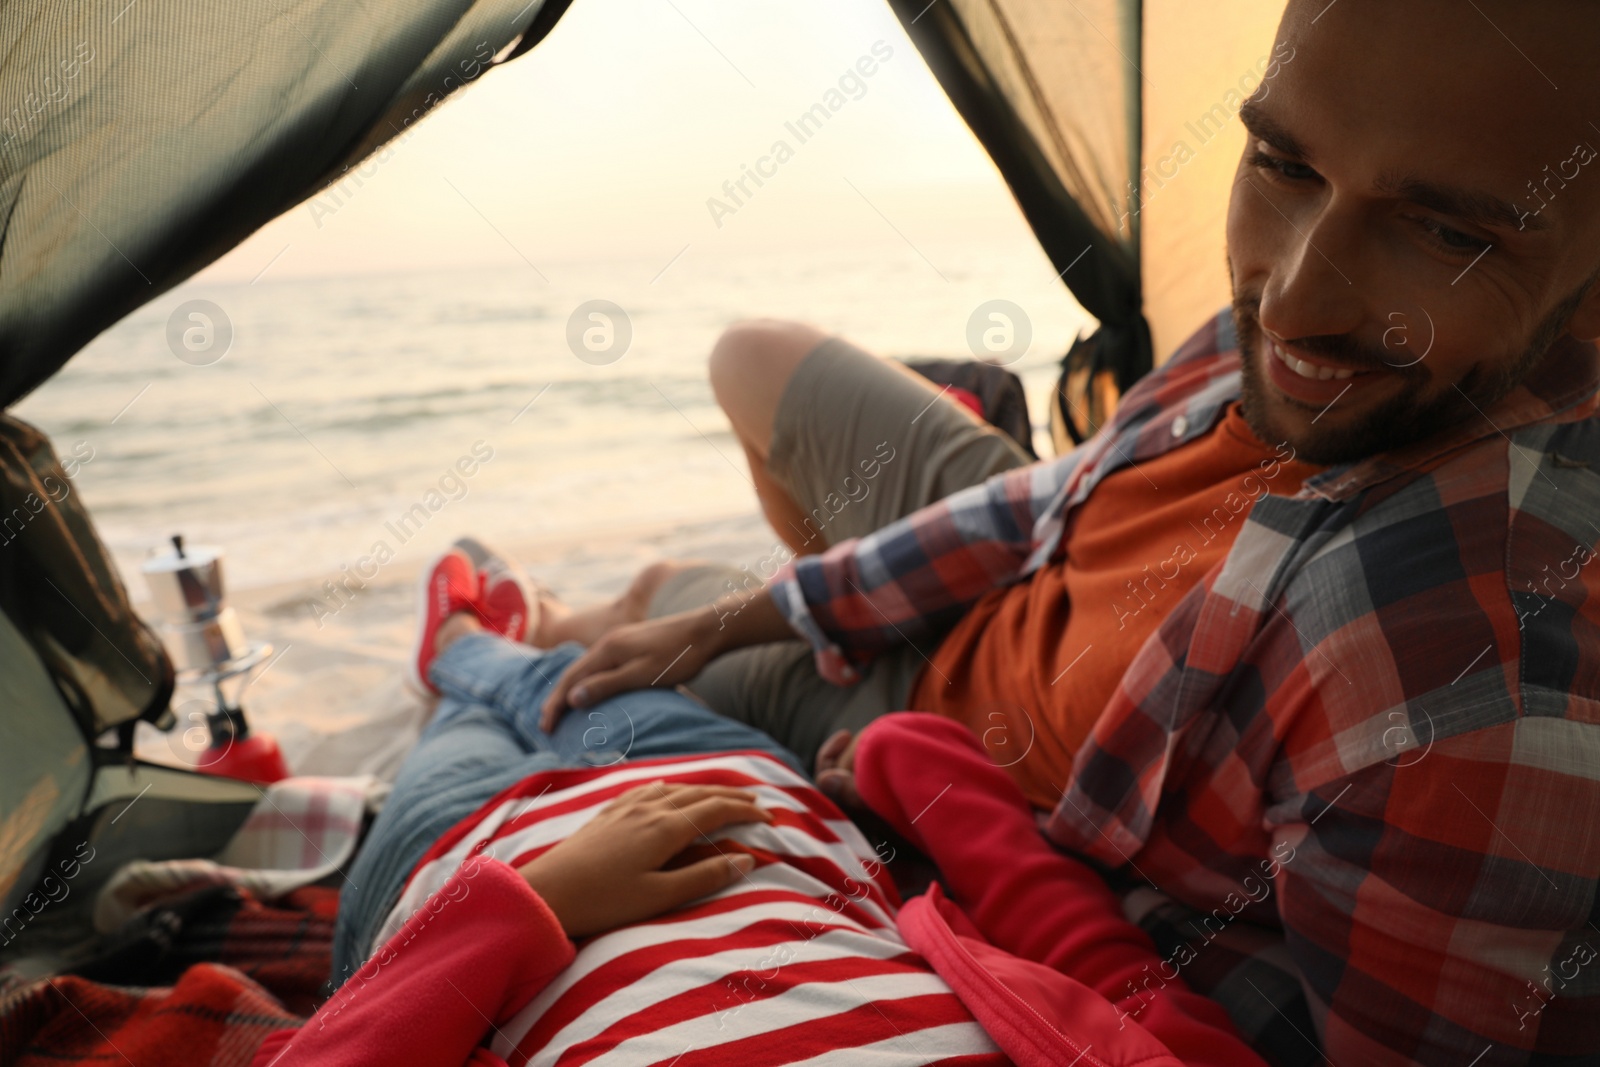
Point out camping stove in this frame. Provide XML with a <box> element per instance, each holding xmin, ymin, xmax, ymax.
<box><xmin>141</xmin><ymin>534</ymin><xmax>289</xmax><ymax>782</ymax></box>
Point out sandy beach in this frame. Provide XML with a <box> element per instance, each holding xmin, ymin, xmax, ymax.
<box><xmin>131</xmin><ymin>509</ymin><xmax>782</xmax><ymax>783</ymax></box>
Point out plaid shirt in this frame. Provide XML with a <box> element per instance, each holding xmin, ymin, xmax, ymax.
<box><xmin>771</xmin><ymin>311</ymin><xmax>1600</xmax><ymax>1065</ymax></box>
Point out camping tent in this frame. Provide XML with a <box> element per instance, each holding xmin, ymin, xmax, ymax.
<box><xmin>0</xmin><ymin>0</ymin><xmax>1286</xmax><ymax>964</ymax></box>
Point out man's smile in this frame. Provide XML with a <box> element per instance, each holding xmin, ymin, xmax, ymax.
<box><xmin>1262</xmin><ymin>332</ymin><xmax>1385</xmax><ymax>407</ymax></box>
<box><xmin>1269</xmin><ymin>337</ymin><xmax>1362</xmax><ymax>380</ymax></box>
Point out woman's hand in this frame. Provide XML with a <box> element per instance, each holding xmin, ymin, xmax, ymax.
<box><xmin>517</xmin><ymin>781</ymin><xmax>771</xmax><ymax>939</ymax></box>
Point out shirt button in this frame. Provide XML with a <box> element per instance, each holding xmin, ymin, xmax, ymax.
<box><xmin>1171</xmin><ymin>415</ymin><xmax>1189</xmax><ymax>438</ymax></box>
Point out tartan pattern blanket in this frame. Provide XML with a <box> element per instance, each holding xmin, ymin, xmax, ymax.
<box><xmin>0</xmin><ymin>884</ymin><xmax>336</xmax><ymax>1066</ymax></box>
<box><xmin>93</xmin><ymin>775</ymin><xmax>380</xmax><ymax>933</ymax></box>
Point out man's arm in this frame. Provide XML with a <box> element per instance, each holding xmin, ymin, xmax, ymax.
<box><xmin>544</xmin><ymin>455</ymin><xmax>1076</xmax><ymax>718</ymax></box>
<box><xmin>769</xmin><ymin>456</ymin><xmax>1075</xmax><ymax>683</ymax></box>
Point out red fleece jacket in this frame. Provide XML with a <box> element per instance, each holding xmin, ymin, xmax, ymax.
<box><xmin>855</xmin><ymin>712</ymin><xmax>1266</xmax><ymax>1067</ymax></box>
<box><xmin>254</xmin><ymin>857</ymin><xmax>574</xmax><ymax>1067</ymax></box>
<box><xmin>255</xmin><ymin>713</ymin><xmax>1263</xmax><ymax>1067</ymax></box>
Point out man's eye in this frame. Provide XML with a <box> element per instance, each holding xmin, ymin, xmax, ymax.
<box><xmin>1248</xmin><ymin>150</ymin><xmax>1318</xmax><ymax>183</ymax></box>
<box><xmin>1415</xmin><ymin>216</ymin><xmax>1491</xmax><ymax>255</ymax></box>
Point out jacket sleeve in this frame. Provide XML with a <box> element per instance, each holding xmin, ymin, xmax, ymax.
<box><xmin>252</xmin><ymin>856</ymin><xmax>576</xmax><ymax>1067</ymax></box>
<box><xmin>768</xmin><ymin>457</ymin><xmax>1076</xmax><ymax>683</ymax></box>
<box><xmin>853</xmin><ymin>712</ymin><xmax>1266</xmax><ymax>1067</ymax></box>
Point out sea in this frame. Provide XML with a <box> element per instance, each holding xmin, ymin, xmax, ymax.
<box><xmin>14</xmin><ymin>240</ymin><xmax>1090</xmax><ymax>604</ymax></box>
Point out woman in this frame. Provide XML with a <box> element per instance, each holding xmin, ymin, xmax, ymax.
<box><xmin>255</xmin><ymin>545</ymin><xmax>1262</xmax><ymax>1067</ymax></box>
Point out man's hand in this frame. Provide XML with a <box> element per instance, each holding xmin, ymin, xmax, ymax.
<box><xmin>540</xmin><ymin>589</ymin><xmax>797</xmax><ymax>731</ymax></box>
<box><xmin>517</xmin><ymin>781</ymin><xmax>771</xmax><ymax>939</ymax></box>
<box><xmin>539</xmin><ymin>610</ymin><xmax>718</xmax><ymax>730</ymax></box>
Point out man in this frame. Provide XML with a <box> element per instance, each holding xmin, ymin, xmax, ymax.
<box><xmin>461</xmin><ymin>1</ymin><xmax>1600</xmax><ymax>1061</ymax></box>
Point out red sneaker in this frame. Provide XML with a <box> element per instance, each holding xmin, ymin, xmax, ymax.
<box><xmin>453</xmin><ymin>537</ymin><xmax>539</xmax><ymax>644</ymax></box>
<box><xmin>408</xmin><ymin>548</ymin><xmax>480</xmax><ymax>695</ymax></box>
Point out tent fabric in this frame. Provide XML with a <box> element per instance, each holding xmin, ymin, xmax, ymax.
<box><xmin>1140</xmin><ymin>2</ymin><xmax>1284</xmax><ymax>362</ymax></box>
<box><xmin>0</xmin><ymin>603</ymin><xmax>89</xmax><ymax>936</ymax></box>
<box><xmin>0</xmin><ymin>0</ymin><xmax>569</xmax><ymax>409</ymax></box>
<box><xmin>891</xmin><ymin>0</ymin><xmax>1141</xmax><ymax>377</ymax></box>
<box><xmin>892</xmin><ymin>0</ymin><xmax>1285</xmax><ymax>395</ymax></box>
<box><xmin>2</xmin><ymin>764</ymin><xmax>265</xmax><ymax>976</ymax></box>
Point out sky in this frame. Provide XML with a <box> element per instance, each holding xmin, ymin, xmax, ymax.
<box><xmin>201</xmin><ymin>0</ymin><xmax>1055</xmax><ymax>283</ymax></box>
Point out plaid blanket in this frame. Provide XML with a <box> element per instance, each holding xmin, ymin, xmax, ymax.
<box><xmin>0</xmin><ymin>884</ymin><xmax>336</xmax><ymax>1066</ymax></box>
<box><xmin>94</xmin><ymin>775</ymin><xmax>378</xmax><ymax>934</ymax></box>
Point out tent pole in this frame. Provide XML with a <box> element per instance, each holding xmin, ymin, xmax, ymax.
<box><xmin>1123</xmin><ymin>0</ymin><xmax>1144</xmax><ymax>313</ymax></box>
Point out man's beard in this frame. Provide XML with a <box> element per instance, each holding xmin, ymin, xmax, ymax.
<box><xmin>1232</xmin><ymin>286</ymin><xmax>1586</xmax><ymax>466</ymax></box>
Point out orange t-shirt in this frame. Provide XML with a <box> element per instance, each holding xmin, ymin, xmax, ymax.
<box><xmin>908</xmin><ymin>402</ymin><xmax>1323</xmax><ymax>809</ymax></box>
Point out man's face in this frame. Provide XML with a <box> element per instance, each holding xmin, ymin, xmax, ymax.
<box><xmin>1227</xmin><ymin>0</ymin><xmax>1600</xmax><ymax>464</ymax></box>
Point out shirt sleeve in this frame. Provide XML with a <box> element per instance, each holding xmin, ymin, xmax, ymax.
<box><xmin>1270</xmin><ymin>723</ymin><xmax>1600</xmax><ymax>1065</ymax></box>
<box><xmin>252</xmin><ymin>856</ymin><xmax>576</xmax><ymax>1067</ymax></box>
<box><xmin>768</xmin><ymin>456</ymin><xmax>1077</xmax><ymax>683</ymax></box>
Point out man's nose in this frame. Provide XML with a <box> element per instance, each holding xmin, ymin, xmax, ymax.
<box><xmin>1257</xmin><ymin>195</ymin><xmax>1367</xmax><ymax>343</ymax></box>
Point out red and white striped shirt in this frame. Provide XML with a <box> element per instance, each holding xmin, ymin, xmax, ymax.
<box><xmin>371</xmin><ymin>752</ymin><xmax>1009</xmax><ymax>1067</ymax></box>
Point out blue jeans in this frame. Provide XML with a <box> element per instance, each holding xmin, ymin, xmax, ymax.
<box><xmin>330</xmin><ymin>634</ymin><xmax>805</xmax><ymax>984</ymax></box>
